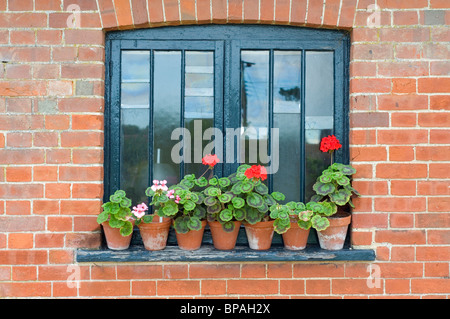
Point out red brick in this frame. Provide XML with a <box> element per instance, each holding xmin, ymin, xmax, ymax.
<box><xmin>8</xmin><ymin>233</ymin><xmax>33</xmax><ymax>249</ymax></box>
<box><xmin>201</xmin><ymin>279</ymin><xmax>227</xmax><ymax>295</ymax></box>
<box><xmin>376</xmin><ymin>229</ymin><xmax>426</xmax><ymax>245</ymax></box>
<box><xmin>377</xmin><ymin>163</ymin><xmax>427</xmax><ymax>179</ymax></box>
<box><xmin>428</xmin><ymin>196</ymin><xmax>450</xmax><ymax>212</ymax></box>
<box><xmin>323</xmin><ymin>0</ymin><xmax>340</xmax><ymax>27</ymax></box>
<box><xmin>306</xmin><ymin>279</ymin><xmax>331</xmax><ymax>294</ymax></box>
<box><xmin>0</xmin><ymin>13</ymin><xmax>47</xmax><ymax>28</ymax></box>
<box><xmin>33</xmin><ymin>166</ymin><xmax>58</xmax><ymax>182</ymax></box>
<box><xmin>260</xmin><ymin>0</ymin><xmax>274</xmax><ymax>22</ymax></box>
<box><xmin>380</xmin><ymin>28</ymin><xmax>429</xmax><ymax>42</ymax></box>
<box><xmin>379</xmin><ymin>94</ymin><xmax>428</xmax><ymax>111</ymax></box>
<box><xmin>393</xmin><ymin>11</ymin><xmax>419</xmax><ymax>25</ymax></box>
<box><xmin>116</xmin><ymin>265</ymin><xmax>162</xmax><ymax>279</ymax></box>
<box><xmin>280</xmin><ymin>279</ymin><xmax>305</xmax><ymax>294</ymax></box>
<box><xmin>391</xmin><ymin>246</ymin><xmax>415</xmax><ymax>261</ymax></box>
<box><xmin>8</xmin><ymin>0</ymin><xmax>33</xmax><ymax>11</ymax></box>
<box><xmin>6</xmin><ymin>132</ymin><xmax>32</xmax><ymax>148</ymax></box>
<box><xmin>132</xmin><ymin>281</ymin><xmax>157</xmax><ymax>296</ymax></box>
<box><xmin>46</xmin><ymin>149</ymin><xmax>71</xmax><ymax>164</ymax></box>
<box><xmin>79</xmin><ymin>281</ymin><xmax>130</xmax><ymax>297</ymax></box>
<box><xmin>392</xmin><ymin>78</ymin><xmax>416</xmax><ymax>94</ymax></box>
<box><xmin>73</xmin><ymin>149</ymin><xmax>103</xmax><ymax>164</ymax></box>
<box><xmin>294</xmin><ymin>263</ymin><xmax>345</xmax><ymax>278</ymax></box>
<box><xmin>352</xmin><ymin>180</ymin><xmax>388</xmax><ymax>196</ymax></box>
<box><xmin>377</xmin><ymin>130</ymin><xmax>428</xmax><ymax>145</ymax></box>
<box><xmin>58</xmin><ymin>98</ymin><xmax>103</xmax><ymax>112</ymax></box>
<box><xmin>12</xmin><ymin>266</ymin><xmax>37</xmax><ymax>281</ymax></box>
<box><xmin>189</xmin><ymin>264</ymin><xmax>240</xmax><ymax>278</ymax></box>
<box><xmin>274</xmin><ymin>0</ymin><xmax>290</xmax><ymax>24</ymax></box>
<box><xmin>60</xmin><ymin>200</ymin><xmax>102</xmax><ymax>215</ymax></box>
<box><xmin>163</xmin><ymin>0</ymin><xmax>180</xmax><ymax>23</ymax></box>
<box><xmin>306</xmin><ymin>0</ymin><xmax>323</xmax><ymax>25</ymax></box>
<box><xmin>6</xmin><ymin>166</ymin><xmax>32</xmax><ymax>182</ymax></box>
<box><xmin>33</xmin><ymin>200</ymin><xmax>59</xmax><ymax>215</ymax></box>
<box><xmin>388</xmin><ymin>146</ymin><xmax>415</xmax><ymax>161</ymax></box>
<box><xmin>227</xmin><ymin>279</ymin><xmax>278</xmax><ymax>295</ymax></box>
<box><xmin>35</xmin><ymin>233</ymin><xmax>65</xmax><ymax>248</ymax></box>
<box><xmin>339</xmin><ymin>0</ymin><xmax>357</xmax><ymax>27</ymax></box>
<box><xmin>428</xmin><ymin>230</ymin><xmax>450</xmax><ymax>245</ymax></box>
<box><xmin>179</xmin><ymin>0</ymin><xmax>196</xmax><ymax>23</ymax></box>
<box><xmin>5</xmin><ymin>201</ymin><xmax>31</xmax><ymax>215</ymax></box>
<box><xmin>418</xmin><ymin>78</ymin><xmax>450</xmax><ymax>93</ymax></box>
<box><xmin>418</xmin><ymin>113</ymin><xmax>450</xmax><ymax>127</ymax></box>
<box><xmin>72</xmin><ymin>183</ymin><xmax>103</xmax><ymax>199</ymax></box>
<box><xmin>350</xmin><ymin>78</ymin><xmax>391</xmax><ymax>93</ymax></box>
<box><xmin>418</xmin><ymin>180</ymin><xmax>450</xmax><ymax>196</ymax></box>
<box><xmin>417</xmin><ymin>246</ymin><xmax>450</xmax><ymax>261</ymax></box>
<box><xmin>0</xmin><ymin>81</ymin><xmax>46</xmax><ymax>97</ymax></box>
<box><xmin>350</xmin><ymin>112</ymin><xmax>389</xmax><ymax>128</ymax></box>
<box><xmin>157</xmin><ymin>280</ymin><xmax>200</xmax><ymax>296</ymax></box>
<box><xmin>59</xmin><ymin>166</ymin><xmax>103</xmax><ymax>181</ymax></box>
<box><xmin>65</xmin><ymin>232</ymin><xmax>101</xmax><ymax>249</ymax></box>
<box><xmin>114</xmin><ymin>0</ymin><xmax>133</xmax><ymax>27</ymax></box>
<box><xmin>196</xmin><ymin>0</ymin><xmax>210</xmax><ymax>22</ymax></box>
<box><xmin>0</xmin><ymin>184</ymin><xmax>44</xmax><ymax>199</ymax></box>
<box><xmin>35</xmin><ymin>0</ymin><xmax>62</xmax><ymax>11</ymax></box>
<box><xmin>430</xmin><ymin>95</ymin><xmax>450</xmax><ymax>111</ymax></box>
<box><xmin>163</xmin><ymin>264</ymin><xmax>188</xmax><ymax>279</ymax></box>
<box><xmin>72</xmin><ymin>114</ymin><xmax>104</xmax><ymax>130</ymax></box>
<box><xmin>291</xmin><ymin>0</ymin><xmax>307</xmax><ymax>24</ymax></box>
<box><xmin>267</xmin><ymin>263</ymin><xmax>292</xmax><ymax>278</ymax></box>
<box><xmin>60</xmin><ymin>131</ymin><xmax>103</xmax><ymax>147</ymax></box>
<box><xmin>430</xmin><ymin>163</ymin><xmax>450</xmax><ymax>179</ymax></box>
<box><xmin>350</xmin><ymin>146</ymin><xmax>387</xmax><ymax>161</ymax></box>
<box><xmin>33</xmin><ymin>132</ymin><xmax>59</xmax><ymax>147</ymax></box>
<box><xmin>332</xmin><ymin>278</ymin><xmax>383</xmax><ymax>295</ymax></box>
<box><xmin>390</xmin><ymin>213</ymin><xmax>414</xmax><ymax>228</ymax></box>
<box><xmin>425</xmin><ymin>263</ymin><xmax>449</xmax><ymax>277</ymax></box>
<box><xmin>0</xmin><ymin>282</ymin><xmax>51</xmax><ymax>298</ymax></box>
<box><xmin>148</xmin><ymin>0</ymin><xmax>165</xmax><ymax>24</ymax></box>
<box><xmin>47</xmin><ymin>216</ymin><xmax>73</xmax><ymax>232</ymax></box>
<box><xmin>0</xmin><ymin>250</ymin><xmax>47</xmax><ymax>265</ymax></box>
<box><xmin>390</xmin><ymin>180</ymin><xmax>416</xmax><ymax>196</ymax></box>
<box><xmin>351</xmin><ymin>213</ymin><xmax>388</xmax><ymax>228</ymax></box>
<box><xmin>412</xmin><ymin>279</ymin><xmax>450</xmax><ymax>294</ymax></box>
<box><xmin>375</xmin><ymin>197</ymin><xmax>426</xmax><ymax>212</ymax></box>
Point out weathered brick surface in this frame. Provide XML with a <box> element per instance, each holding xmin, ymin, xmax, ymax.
<box><xmin>0</xmin><ymin>0</ymin><xmax>448</xmax><ymax>299</ymax></box>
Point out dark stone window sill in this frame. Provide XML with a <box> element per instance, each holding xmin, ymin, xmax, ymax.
<box><xmin>76</xmin><ymin>227</ymin><xmax>375</xmax><ymax>263</ymax></box>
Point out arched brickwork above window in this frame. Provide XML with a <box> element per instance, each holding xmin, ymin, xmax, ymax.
<box><xmin>97</xmin><ymin>0</ymin><xmax>358</xmax><ymax>31</ymax></box>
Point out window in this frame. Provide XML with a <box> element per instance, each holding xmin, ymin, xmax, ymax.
<box><xmin>105</xmin><ymin>25</ymin><xmax>350</xmax><ymax>206</ymax></box>
<box><xmin>78</xmin><ymin>25</ymin><xmax>376</xmax><ymax>262</ymax></box>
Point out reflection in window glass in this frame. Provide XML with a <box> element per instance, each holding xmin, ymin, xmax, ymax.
<box><xmin>272</xmin><ymin>51</ymin><xmax>302</xmax><ymax>202</ymax></box>
<box><xmin>240</xmin><ymin>51</ymin><xmax>269</xmax><ymax>167</ymax></box>
<box><xmin>120</xmin><ymin>51</ymin><xmax>150</xmax><ymax>203</ymax></box>
<box><xmin>305</xmin><ymin>51</ymin><xmax>334</xmax><ymax>201</ymax></box>
<box><xmin>153</xmin><ymin>51</ymin><xmax>182</xmax><ymax>185</ymax></box>
<box><xmin>184</xmin><ymin>51</ymin><xmax>215</xmax><ymax>177</ymax></box>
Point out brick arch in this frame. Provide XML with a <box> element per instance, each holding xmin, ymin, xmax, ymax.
<box><xmin>97</xmin><ymin>0</ymin><xmax>358</xmax><ymax>31</ymax></box>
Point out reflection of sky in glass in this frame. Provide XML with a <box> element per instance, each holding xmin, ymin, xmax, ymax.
<box><xmin>274</xmin><ymin>51</ymin><xmax>301</xmax><ymax>114</ymax></box>
<box><xmin>241</xmin><ymin>51</ymin><xmax>269</xmax><ymax>131</ymax></box>
<box><xmin>121</xmin><ymin>51</ymin><xmax>150</xmax><ymax>82</ymax></box>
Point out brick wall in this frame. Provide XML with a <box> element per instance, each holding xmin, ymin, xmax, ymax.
<box><xmin>0</xmin><ymin>0</ymin><xmax>449</xmax><ymax>298</ymax></box>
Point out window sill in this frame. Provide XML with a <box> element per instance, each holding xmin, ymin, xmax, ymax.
<box><xmin>76</xmin><ymin>227</ymin><xmax>375</xmax><ymax>263</ymax></box>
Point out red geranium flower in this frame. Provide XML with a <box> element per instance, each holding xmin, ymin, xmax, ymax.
<box><xmin>320</xmin><ymin>135</ymin><xmax>342</xmax><ymax>153</ymax></box>
<box><xmin>245</xmin><ymin>165</ymin><xmax>268</xmax><ymax>181</ymax></box>
<box><xmin>202</xmin><ymin>154</ymin><xmax>220</xmax><ymax>167</ymax></box>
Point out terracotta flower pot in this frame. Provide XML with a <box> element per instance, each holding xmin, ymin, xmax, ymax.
<box><xmin>282</xmin><ymin>222</ymin><xmax>311</xmax><ymax>250</ymax></box>
<box><xmin>175</xmin><ymin>219</ymin><xmax>207</xmax><ymax>250</ymax></box>
<box><xmin>138</xmin><ymin>217</ymin><xmax>172</xmax><ymax>251</ymax></box>
<box><xmin>317</xmin><ymin>212</ymin><xmax>351</xmax><ymax>250</ymax></box>
<box><xmin>244</xmin><ymin>220</ymin><xmax>275</xmax><ymax>250</ymax></box>
<box><xmin>101</xmin><ymin>219</ymin><xmax>135</xmax><ymax>250</ymax></box>
<box><xmin>208</xmin><ymin>220</ymin><xmax>242</xmax><ymax>250</ymax></box>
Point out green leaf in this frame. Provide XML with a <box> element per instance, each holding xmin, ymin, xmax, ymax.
<box><xmin>142</xmin><ymin>215</ymin><xmax>154</xmax><ymax>223</ymax></box>
<box><xmin>205</xmin><ymin>187</ymin><xmax>220</xmax><ymax>197</ymax></box>
<box><xmin>241</xmin><ymin>181</ymin><xmax>253</xmax><ymax>193</ymax></box>
<box><xmin>297</xmin><ymin>220</ymin><xmax>312</xmax><ymax>230</ymax></box>
<box><xmin>311</xmin><ymin>215</ymin><xmax>330</xmax><ymax>231</ymax></box>
<box><xmin>187</xmin><ymin>217</ymin><xmax>203</xmax><ymax>231</ymax></box>
<box><xmin>231</xmin><ymin>197</ymin><xmax>245</xmax><ymax>209</ymax></box>
<box><xmin>162</xmin><ymin>202</ymin><xmax>178</xmax><ymax>216</ymax></box>
<box><xmin>158</xmin><ymin>195</ymin><xmax>169</xmax><ymax>203</ymax></box>
<box><xmin>116</xmin><ymin>206</ymin><xmax>131</xmax><ymax>220</ymax></box>
<box><xmin>120</xmin><ymin>197</ymin><xmax>132</xmax><ymax>208</ymax></box>
<box><xmin>209</xmin><ymin>178</ymin><xmax>218</xmax><ymax>186</ymax></box>
<box><xmin>254</xmin><ymin>182</ymin><xmax>268</xmax><ymax>195</ymax></box>
<box><xmin>193</xmin><ymin>206</ymin><xmax>206</xmax><ymax>219</ymax></box>
<box><xmin>109</xmin><ymin>194</ymin><xmax>121</xmax><ymax>203</ymax></box>
<box><xmin>273</xmin><ymin>219</ymin><xmax>290</xmax><ymax>234</ymax></box>
<box><xmin>221</xmin><ymin>221</ymin><xmax>236</xmax><ymax>233</ymax></box>
<box><xmin>319</xmin><ymin>173</ymin><xmax>333</xmax><ymax>183</ymax></box>
<box><xmin>246</xmin><ymin>193</ymin><xmax>264</xmax><ymax>208</ymax></box>
<box><xmin>180</xmin><ymin>179</ymin><xmax>195</xmax><ymax>189</ymax></box>
<box><xmin>329</xmin><ymin>189</ymin><xmax>351</xmax><ymax>206</ymax></box>
<box><xmin>233</xmin><ymin>208</ymin><xmax>246</xmax><ymax>221</ymax></box>
<box><xmin>245</xmin><ymin>208</ymin><xmax>262</xmax><ymax>224</ymax></box>
<box><xmin>296</xmin><ymin>202</ymin><xmax>306</xmax><ymax>211</ymax></box>
<box><xmin>207</xmin><ymin>202</ymin><xmax>222</xmax><ymax>214</ymax></box>
<box><xmin>195</xmin><ymin>176</ymin><xmax>208</xmax><ymax>187</ymax></box>
<box><xmin>114</xmin><ymin>190</ymin><xmax>126</xmax><ymax>197</ymax></box>
<box><xmin>119</xmin><ymin>221</ymin><xmax>133</xmax><ymax>237</ymax></box>
<box><xmin>173</xmin><ymin>216</ymin><xmax>189</xmax><ymax>234</ymax></box>
<box><xmin>271</xmin><ymin>191</ymin><xmax>285</xmax><ymax>202</ymax></box>
<box><xmin>218</xmin><ymin>177</ymin><xmax>231</xmax><ymax>188</ymax></box>
<box><xmin>313</xmin><ymin>181</ymin><xmax>336</xmax><ymax>196</ymax></box>
<box><xmin>218</xmin><ymin>193</ymin><xmax>233</xmax><ymax>203</ymax></box>
<box><xmin>97</xmin><ymin>211</ymin><xmax>109</xmax><ymax>224</ymax></box>
<box><xmin>256</xmin><ymin>202</ymin><xmax>269</xmax><ymax>213</ymax></box>
<box><xmin>269</xmin><ymin>208</ymin><xmax>279</xmax><ymax>219</ymax></box>
<box><xmin>204</xmin><ymin>196</ymin><xmax>217</xmax><ymax>206</ymax></box>
<box><xmin>183</xmin><ymin>200</ymin><xmax>196</xmax><ymax>211</ymax></box>
<box><xmin>341</xmin><ymin>164</ymin><xmax>357</xmax><ymax>175</ymax></box>
<box><xmin>108</xmin><ymin>215</ymin><xmax>124</xmax><ymax>228</ymax></box>
<box><xmin>231</xmin><ymin>182</ymin><xmax>242</xmax><ymax>195</ymax></box>
<box><xmin>263</xmin><ymin>194</ymin><xmax>276</xmax><ymax>206</ymax></box>
<box><xmin>219</xmin><ymin>209</ymin><xmax>233</xmax><ymax>222</ymax></box>
<box><xmin>145</xmin><ymin>187</ymin><xmax>155</xmax><ymax>197</ymax></box>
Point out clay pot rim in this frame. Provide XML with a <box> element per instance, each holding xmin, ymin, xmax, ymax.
<box><xmin>138</xmin><ymin>219</ymin><xmax>172</xmax><ymax>229</ymax></box>
<box><xmin>327</xmin><ymin>212</ymin><xmax>351</xmax><ymax>227</ymax></box>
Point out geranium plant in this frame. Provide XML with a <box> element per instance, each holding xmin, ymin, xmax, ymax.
<box><xmin>312</xmin><ymin>135</ymin><xmax>360</xmax><ymax>208</ymax></box>
<box><xmin>97</xmin><ymin>190</ymin><xmax>134</xmax><ymax>236</ymax></box>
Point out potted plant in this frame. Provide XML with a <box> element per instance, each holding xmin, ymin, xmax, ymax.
<box><xmin>227</xmin><ymin>164</ymin><xmax>285</xmax><ymax>250</ymax></box>
<box><xmin>270</xmin><ymin>201</ymin><xmax>312</xmax><ymax>250</ymax></box>
<box><xmin>134</xmin><ymin>180</ymin><xmax>173</xmax><ymax>251</ymax></box>
<box><xmin>96</xmin><ymin>190</ymin><xmax>135</xmax><ymax>250</ymax></box>
<box><xmin>311</xmin><ymin>135</ymin><xmax>360</xmax><ymax>250</ymax></box>
<box><xmin>199</xmin><ymin>155</ymin><xmax>243</xmax><ymax>250</ymax></box>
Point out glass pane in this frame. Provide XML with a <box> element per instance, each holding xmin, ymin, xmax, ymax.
<box><xmin>121</xmin><ymin>51</ymin><xmax>150</xmax><ymax>82</ymax></box>
<box><xmin>240</xmin><ymin>51</ymin><xmax>269</xmax><ymax>167</ymax></box>
<box><xmin>153</xmin><ymin>51</ymin><xmax>182</xmax><ymax>185</ymax></box>
<box><xmin>184</xmin><ymin>51</ymin><xmax>215</xmax><ymax>177</ymax></box>
<box><xmin>305</xmin><ymin>51</ymin><xmax>334</xmax><ymax>201</ymax></box>
<box><xmin>120</xmin><ymin>108</ymin><xmax>149</xmax><ymax>204</ymax></box>
<box><xmin>272</xmin><ymin>51</ymin><xmax>302</xmax><ymax>202</ymax></box>
<box><xmin>120</xmin><ymin>51</ymin><xmax>150</xmax><ymax>203</ymax></box>
<box><xmin>273</xmin><ymin>51</ymin><xmax>301</xmax><ymax>114</ymax></box>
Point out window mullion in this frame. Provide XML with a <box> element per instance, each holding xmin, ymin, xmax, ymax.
<box><xmin>300</xmin><ymin>49</ymin><xmax>306</xmax><ymax>202</ymax></box>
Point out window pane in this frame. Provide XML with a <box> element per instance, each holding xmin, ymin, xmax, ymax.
<box><xmin>120</xmin><ymin>51</ymin><xmax>150</xmax><ymax>203</ymax></box>
<box><xmin>305</xmin><ymin>51</ymin><xmax>334</xmax><ymax>201</ymax></box>
<box><xmin>240</xmin><ymin>51</ymin><xmax>269</xmax><ymax>166</ymax></box>
<box><xmin>184</xmin><ymin>51</ymin><xmax>214</xmax><ymax>177</ymax></box>
<box><xmin>272</xmin><ymin>51</ymin><xmax>301</xmax><ymax>202</ymax></box>
<box><xmin>153</xmin><ymin>51</ymin><xmax>182</xmax><ymax>185</ymax></box>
